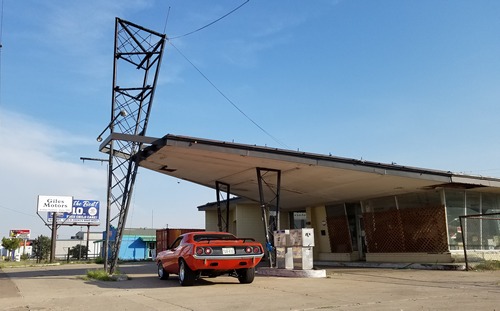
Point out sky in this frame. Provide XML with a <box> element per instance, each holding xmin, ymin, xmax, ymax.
<box><xmin>1</xmin><ymin>0</ymin><xmax>500</xmax><ymax>239</ymax></box>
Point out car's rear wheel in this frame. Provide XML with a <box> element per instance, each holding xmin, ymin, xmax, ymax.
<box><xmin>158</xmin><ymin>262</ymin><xmax>169</xmax><ymax>280</ymax></box>
<box><xmin>237</xmin><ymin>267</ymin><xmax>255</xmax><ymax>284</ymax></box>
<box><xmin>178</xmin><ymin>259</ymin><xmax>195</xmax><ymax>286</ymax></box>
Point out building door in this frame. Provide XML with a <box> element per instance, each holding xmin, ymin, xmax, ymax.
<box><xmin>346</xmin><ymin>203</ymin><xmax>366</xmax><ymax>261</ymax></box>
<box><xmin>290</xmin><ymin>211</ymin><xmax>307</xmax><ymax>229</ymax></box>
<box><xmin>357</xmin><ymin>214</ymin><xmax>366</xmax><ymax>260</ymax></box>
<box><xmin>148</xmin><ymin>242</ymin><xmax>156</xmax><ymax>259</ymax></box>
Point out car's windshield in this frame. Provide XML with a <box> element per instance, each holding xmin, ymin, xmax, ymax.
<box><xmin>193</xmin><ymin>234</ymin><xmax>236</xmax><ymax>242</ymax></box>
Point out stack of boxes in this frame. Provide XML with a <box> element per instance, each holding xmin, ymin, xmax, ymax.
<box><xmin>274</xmin><ymin>228</ymin><xmax>314</xmax><ymax>270</ymax></box>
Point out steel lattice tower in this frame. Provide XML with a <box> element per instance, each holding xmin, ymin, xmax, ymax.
<box><xmin>98</xmin><ymin>18</ymin><xmax>166</xmax><ymax>274</ymax></box>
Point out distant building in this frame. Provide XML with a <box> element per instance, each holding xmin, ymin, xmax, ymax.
<box><xmin>0</xmin><ymin>240</ymin><xmax>32</xmax><ymax>261</ymax></box>
<box><xmin>55</xmin><ymin>231</ymin><xmax>103</xmax><ymax>259</ymax></box>
<box><xmin>105</xmin><ymin>228</ymin><xmax>157</xmax><ymax>261</ymax></box>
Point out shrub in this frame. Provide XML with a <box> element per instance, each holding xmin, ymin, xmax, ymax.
<box><xmin>473</xmin><ymin>260</ymin><xmax>500</xmax><ymax>271</ymax></box>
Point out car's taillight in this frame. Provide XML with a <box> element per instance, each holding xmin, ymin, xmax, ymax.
<box><xmin>245</xmin><ymin>246</ymin><xmax>261</xmax><ymax>253</ymax></box>
<box><xmin>196</xmin><ymin>247</ymin><xmax>213</xmax><ymax>255</ymax></box>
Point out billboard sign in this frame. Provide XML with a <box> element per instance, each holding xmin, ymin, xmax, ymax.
<box><xmin>9</xmin><ymin>229</ymin><xmax>30</xmax><ymax>239</ymax></box>
<box><xmin>37</xmin><ymin>195</ymin><xmax>73</xmax><ymax>213</ymax></box>
<box><xmin>47</xmin><ymin>199</ymin><xmax>100</xmax><ymax>224</ymax></box>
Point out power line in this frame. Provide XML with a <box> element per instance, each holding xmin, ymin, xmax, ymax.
<box><xmin>168</xmin><ymin>40</ymin><xmax>289</xmax><ymax>149</ymax></box>
<box><xmin>169</xmin><ymin>0</ymin><xmax>250</xmax><ymax>40</ymax></box>
<box><xmin>162</xmin><ymin>0</ymin><xmax>288</xmax><ymax>148</ymax></box>
<box><xmin>0</xmin><ymin>204</ymin><xmax>37</xmax><ymax>218</ymax></box>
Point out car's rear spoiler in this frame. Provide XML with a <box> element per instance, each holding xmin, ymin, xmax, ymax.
<box><xmin>197</xmin><ymin>237</ymin><xmax>256</xmax><ymax>243</ymax></box>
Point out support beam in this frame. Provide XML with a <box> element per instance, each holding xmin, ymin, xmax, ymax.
<box><xmin>256</xmin><ymin>167</ymin><xmax>281</xmax><ymax>268</ymax></box>
<box><xmin>215</xmin><ymin>181</ymin><xmax>231</xmax><ymax>232</ymax></box>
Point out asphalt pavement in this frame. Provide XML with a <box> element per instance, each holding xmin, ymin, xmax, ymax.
<box><xmin>1</xmin><ymin>261</ymin><xmax>499</xmax><ymax>310</ymax></box>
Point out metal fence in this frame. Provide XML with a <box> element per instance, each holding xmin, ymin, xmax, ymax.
<box><xmin>363</xmin><ymin>204</ymin><xmax>448</xmax><ymax>253</ymax></box>
<box><xmin>459</xmin><ymin>213</ymin><xmax>500</xmax><ymax>270</ymax></box>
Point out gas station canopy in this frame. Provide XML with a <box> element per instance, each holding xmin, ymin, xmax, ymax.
<box><xmin>127</xmin><ymin>134</ymin><xmax>500</xmax><ymax>210</ymax></box>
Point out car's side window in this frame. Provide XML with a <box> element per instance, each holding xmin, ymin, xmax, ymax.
<box><xmin>169</xmin><ymin>237</ymin><xmax>182</xmax><ymax>250</ymax></box>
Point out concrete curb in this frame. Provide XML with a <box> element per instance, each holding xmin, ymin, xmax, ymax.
<box><xmin>256</xmin><ymin>267</ymin><xmax>327</xmax><ymax>278</ymax></box>
<box><xmin>314</xmin><ymin>261</ymin><xmax>467</xmax><ymax>271</ymax></box>
<box><xmin>110</xmin><ymin>274</ymin><xmax>129</xmax><ymax>281</ymax></box>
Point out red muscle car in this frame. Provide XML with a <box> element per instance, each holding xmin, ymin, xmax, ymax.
<box><xmin>156</xmin><ymin>231</ymin><xmax>264</xmax><ymax>286</ymax></box>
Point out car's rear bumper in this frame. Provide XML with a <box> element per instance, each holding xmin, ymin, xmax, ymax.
<box><xmin>193</xmin><ymin>254</ymin><xmax>264</xmax><ymax>260</ymax></box>
<box><xmin>190</xmin><ymin>254</ymin><xmax>264</xmax><ymax>270</ymax></box>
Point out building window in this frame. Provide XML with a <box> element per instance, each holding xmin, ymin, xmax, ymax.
<box><xmin>290</xmin><ymin>211</ymin><xmax>306</xmax><ymax>229</ymax></box>
<box><xmin>445</xmin><ymin>190</ymin><xmax>500</xmax><ymax>250</ymax></box>
<box><xmin>445</xmin><ymin>190</ymin><xmax>465</xmax><ymax>250</ymax></box>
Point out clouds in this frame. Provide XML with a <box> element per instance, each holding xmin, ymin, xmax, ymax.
<box><xmin>5</xmin><ymin>1</ymin><xmax>157</xmax><ymax>84</ymax></box>
<box><xmin>3</xmin><ymin>0</ymin><xmax>500</xmax><ymax>239</ymax></box>
<box><xmin>0</xmin><ymin>108</ymin><xmax>107</xmax><ymax>237</ymax></box>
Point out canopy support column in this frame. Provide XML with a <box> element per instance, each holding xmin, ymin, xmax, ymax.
<box><xmin>215</xmin><ymin>181</ymin><xmax>231</xmax><ymax>232</ymax></box>
<box><xmin>256</xmin><ymin>167</ymin><xmax>281</xmax><ymax>268</ymax></box>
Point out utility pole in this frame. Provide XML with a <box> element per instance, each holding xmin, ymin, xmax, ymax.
<box><xmin>80</xmin><ymin>157</ymin><xmax>108</xmax><ymax>267</ymax></box>
<box><xmin>50</xmin><ymin>213</ymin><xmax>57</xmax><ymax>263</ymax></box>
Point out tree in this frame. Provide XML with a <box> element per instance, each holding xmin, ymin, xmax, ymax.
<box><xmin>1</xmin><ymin>237</ymin><xmax>22</xmax><ymax>260</ymax></box>
<box><xmin>69</xmin><ymin>244</ymin><xmax>89</xmax><ymax>260</ymax></box>
<box><xmin>32</xmin><ymin>235</ymin><xmax>51</xmax><ymax>263</ymax></box>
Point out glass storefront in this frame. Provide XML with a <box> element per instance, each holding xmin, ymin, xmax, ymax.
<box><xmin>325</xmin><ymin>189</ymin><xmax>500</xmax><ymax>255</ymax></box>
<box><xmin>445</xmin><ymin>190</ymin><xmax>465</xmax><ymax>250</ymax></box>
<box><xmin>445</xmin><ymin>190</ymin><xmax>500</xmax><ymax>250</ymax></box>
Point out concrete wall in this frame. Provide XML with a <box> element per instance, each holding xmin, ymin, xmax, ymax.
<box><xmin>308</xmin><ymin>205</ymin><xmax>331</xmax><ymax>258</ymax></box>
<box><xmin>205</xmin><ymin>210</ymin><xmax>219</xmax><ymax>231</ymax></box>
<box><xmin>55</xmin><ymin>239</ymin><xmax>102</xmax><ymax>259</ymax></box>
<box><xmin>235</xmin><ymin>204</ymin><xmax>266</xmax><ymax>246</ymax></box>
<box><xmin>366</xmin><ymin>252</ymin><xmax>453</xmax><ymax>263</ymax></box>
<box><xmin>318</xmin><ymin>252</ymin><xmax>358</xmax><ymax>262</ymax></box>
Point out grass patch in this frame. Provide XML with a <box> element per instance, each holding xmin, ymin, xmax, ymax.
<box><xmin>472</xmin><ymin>260</ymin><xmax>500</xmax><ymax>271</ymax></box>
<box><xmin>0</xmin><ymin>260</ymin><xmax>48</xmax><ymax>269</ymax></box>
<box><xmin>86</xmin><ymin>269</ymin><xmax>115</xmax><ymax>281</ymax></box>
<box><xmin>85</xmin><ymin>268</ymin><xmax>129</xmax><ymax>281</ymax></box>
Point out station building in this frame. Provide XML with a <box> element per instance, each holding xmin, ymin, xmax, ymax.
<box><xmin>137</xmin><ymin>134</ymin><xmax>500</xmax><ymax>264</ymax></box>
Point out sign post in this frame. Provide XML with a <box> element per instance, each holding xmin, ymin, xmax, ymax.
<box><xmin>50</xmin><ymin>213</ymin><xmax>58</xmax><ymax>262</ymax></box>
<box><xmin>37</xmin><ymin>195</ymin><xmax>73</xmax><ymax>263</ymax></box>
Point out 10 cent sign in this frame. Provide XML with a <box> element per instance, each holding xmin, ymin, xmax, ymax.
<box><xmin>47</xmin><ymin>199</ymin><xmax>100</xmax><ymax>225</ymax></box>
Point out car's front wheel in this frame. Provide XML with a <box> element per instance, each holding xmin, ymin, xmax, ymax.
<box><xmin>158</xmin><ymin>262</ymin><xmax>169</xmax><ymax>280</ymax></box>
<box><xmin>178</xmin><ymin>259</ymin><xmax>195</xmax><ymax>286</ymax></box>
<box><xmin>237</xmin><ymin>267</ymin><xmax>255</xmax><ymax>284</ymax></box>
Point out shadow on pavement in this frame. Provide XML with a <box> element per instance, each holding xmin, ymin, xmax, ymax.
<box><xmin>1</xmin><ymin>261</ymin><xmax>245</xmax><ymax>290</ymax></box>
